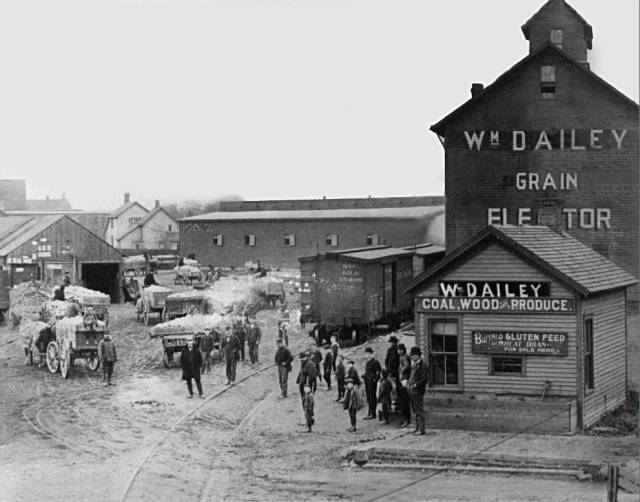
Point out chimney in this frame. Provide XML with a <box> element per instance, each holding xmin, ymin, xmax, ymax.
<box><xmin>155</xmin><ymin>200</ymin><xmax>160</xmax><ymax>209</ymax></box>
<box><xmin>46</xmin><ymin>195</ymin><xmax>50</xmax><ymax>200</ymax></box>
<box><xmin>471</xmin><ymin>83</ymin><xmax>484</xmax><ymax>98</ymax></box>
<box><xmin>124</xmin><ymin>193</ymin><xmax>130</xmax><ymax>204</ymax></box>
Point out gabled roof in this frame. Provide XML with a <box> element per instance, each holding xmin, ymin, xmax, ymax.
<box><xmin>117</xmin><ymin>207</ymin><xmax>177</xmax><ymax>241</ymax></box>
<box><xmin>0</xmin><ymin>216</ymin><xmax>34</xmax><ymax>241</ymax></box>
<box><xmin>109</xmin><ymin>200</ymin><xmax>148</xmax><ymax>219</ymax></box>
<box><xmin>403</xmin><ymin>225</ymin><xmax>637</xmax><ymax>297</ymax></box>
<box><xmin>0</xmin><ymin>215</ymin><xmax>65</xmax><ymax>256</ymax></box>
<box><xmin>26</xmin><ymin>198</ymin><xmax>73</xmax><ymax>211</ymax></box>
<box><xmin>181</xmin><ymin>206</ymin><xmax>444</xmax><ymax>222</ymax></box>
<box><xmin>430</xmin><ymin>43</ymin><xmax>638</xmax><ymax>136</ymax></box>
<box><xmin>521</xmin><ymin>0</ymin><xmax>593</xmax><ymax>49</ymax></box>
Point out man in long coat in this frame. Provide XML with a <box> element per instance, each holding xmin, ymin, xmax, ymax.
<box><xmin>181</xmin><ymin>337</ymin><xmax>204</xmax><ymax>398</ymax></box>
<box><xmin>408</xmin><ymin>346</ymin><xmax>429</xmax><ymax>435</ymax></box>
<box><xmin>296</xmin><ymin>351</ymin><xmax>317</xmax><ymax>405</ymax></box>
<box><xmin>274</xmin><ymin>338</ymin><xmax>293</xmax><ymax>398</ymax></box>
<box><xmin>247</xmin><ymin>319</ymin><xmax>262</xmax><ymax>365</ymax></box>
<box><xmin>362</xmin><ymin>347</ymin><xmax>382</xmax><ymax>420</ymax></box>
<box><xmin>221</xmin><ymin>326</ymin><xmax>241</xmax><ymax>384</ymax></box>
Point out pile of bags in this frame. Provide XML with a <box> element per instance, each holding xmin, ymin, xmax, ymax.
<box><xmin>65</xmin><ymin>286</ymin><xmax>110</xmax><ymax>305</ymax></box>
<box><xmin>149</xmin><ymin>313</ymin><xmax>228</xmax><ymax>337</ymax></box>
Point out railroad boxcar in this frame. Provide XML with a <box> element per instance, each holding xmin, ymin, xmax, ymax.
<box><xmin>299</xmin><ymin>245</ymin><xmax>415</xmax><ymax>345</ymax></box>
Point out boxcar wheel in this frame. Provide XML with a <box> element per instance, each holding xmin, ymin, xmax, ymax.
<box><xmin>60</xmin><ymin>346</ymin><xmax>70</xmax><ymax>379</ymax></box>
<box><xmin>46</xmin><ymin>341</ymin><xmax>59</xmax><ymax>373</ymax></box>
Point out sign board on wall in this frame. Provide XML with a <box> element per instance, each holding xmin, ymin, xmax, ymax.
<box><xmin>439</xmin><ymin>281</ymin><xmax>550</xmax><ymax>298</ymax></box>
<box><xmin>472</xmin><ymin>331</ymin><xmax>568</xmax><ymax>356</ymax></box>
<box><xmin>419</xmin><ymin>296</ymin><xmax>575</xmax><ymax>314</ymax></box>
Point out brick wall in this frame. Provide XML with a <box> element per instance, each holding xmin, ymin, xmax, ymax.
<box><xmin>180</xmin><ymin>216</ymin><xmax>442</xmax><ymax>268</ymax></box>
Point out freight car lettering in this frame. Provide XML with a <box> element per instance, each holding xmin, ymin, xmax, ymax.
<box><xmin>419</xmin><ymin>296</ymin><xmax>575</xmax><ymax>313</ymax></box>
<box><xmin>463</xmin><ymin>129</ymin><xmax>628</xmax><ymax>151</ymax></box>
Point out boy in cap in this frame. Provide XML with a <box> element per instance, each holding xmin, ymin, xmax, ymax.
<box><xmin>302</xmin><ymin>385</ymin><xmax>314</xmax><ymax>432</ymax></box>
<box><xmin>343</xmin><ymin>377</ymin><xmax>361</xmax><ymax>432</ymax></box>
<box><xmin>346</xmin><ymin>359</ymin><xmax>361</xmax><ymax>386</ymax></box>
<box><xmin>377</xmin><ymin>368</ymin><xmax>392</xmax><ymax>424</ymax></box>
<box><xmin>98</xmin><ymin>332</ymin><xmax>117</xmax><ymax>386</ymax></box>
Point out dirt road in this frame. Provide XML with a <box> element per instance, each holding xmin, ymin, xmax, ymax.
<box><xmin>0</xmin><ymin>273</ymin><xmax>607</xmax><ymax>501</ymax></box>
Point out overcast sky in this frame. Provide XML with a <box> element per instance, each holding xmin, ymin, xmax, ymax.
<box><xmin>1</xmin><ymin>0</ymin><xmax>637</xmax><ymax>212</ymax></box>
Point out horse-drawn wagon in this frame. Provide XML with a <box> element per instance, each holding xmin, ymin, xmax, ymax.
<box><xmin>149</xmin><ymin>314</ymin><xmax>224</xmax><ymax>367</ymax></box>
<box><xmin>174</xmin><ymin>265</ymin><xmax>203</xmax><ymax>285</ymax></box>
<box><xmin>163</xmin><ymin>290</ymin><xmax>209</xmax><ymax>321</ymax></box>
<box><xmin>135</xmin><ymin>285</ymin><xmax>172</xmax><ymax>325</ymax></box>
<box><xmin>45</xmin><ymin>314</ymin><xmax>106</xmax><ymax>379</ymax></box>
<box><xmin>65</xmin><ymin>286</ymin><xmax>111</xmax><ymax>326</ymax></box>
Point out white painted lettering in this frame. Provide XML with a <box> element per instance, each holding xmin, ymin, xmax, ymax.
<box><xmin>612</xmin><ymin>129</ymin><xmax>627</xmax><ymax>150</ymax></box>
<box><xmin>534</xmin><ymin>130</ymin><xmax>553</xmax><ymax>150</ymax></box>
<box><xmin>563</xmin><ymin>172</ymin><xmax>578</xmax><ymax>190</ymax></box>
<box><xmin>516</xmin><ymin>172</ymin><xmax>527</xmax><ymax>190</ymax></box>
<box><xmin>597</xmin><ymin>208</ymin><xmax>611</xmax><ymax>229</ymax></box>
<box><xmin>466</xmin><ymin>283</ymin><xmax>478</xmax><ymax>297</ymax></box>
<box><xmin>488</xmin><ymin>208</ymin><xmax>502</xmax><ymax>225</ymax></box>
<box><xmin>464</xmin><ymin>131</ymin><xmax>485</xmax><ymax>150</ymax></box>
<box><xmin>542</xmin><ymin>172</ymin><xmax>557</xmax><ymax>190</ymax></box>
<box><xmin>439</xmin><ymin>282</ymin><xmax>458</xmax><ymax>297</ymax></box>
<box><xmin>560</xmin><ymin>129</ymin><xmax>565</xmax><ymax>150</ymax></box>
<box><xmin>570</xmin><ymin>129</ymin><xmax>585</xmax><ymax>150</ymax></box>
<box><xmin>563</xmin><ymin>208</ymin><xmax>577</xmax><ymax>229</ymax></box>
<box><xmin>530</xmin><ymin>284</ymin><xmax>541</xmax><ymax>297</ymax></box>
<box><xmin>590</xmin><ymin>129</ymin><xmax>603</xmax><ymax>149</ymax></box>
<box><xmin>490</xmin><ymin>131</ymin><xmax>499</xmax><ymax>144</ymax></box>
<box><xmin>481</xmin><ymin>283</ymin><xmax>494</xmax><ymax>297</ymax></box>
<box><xmin>512</xmin><ymin>131</ymin><xmax>526</xmax><ymax>151</ymax></box>
<box><xmin>580</xmin><ymin>209</ymin><xmax>595</xmax><ymax>229</ymax></box>
<box><xmin>518</xmin><ymin>208</ymin><xmax>531</xmax><ymax>225</ymax></box>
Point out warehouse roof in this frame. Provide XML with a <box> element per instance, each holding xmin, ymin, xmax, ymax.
<box><xmin>404</xmin><ymin>225</ymin><xmax>637</xmax><ymax>297</ymax></box>
<box><xmin>339</xmin><ymin>247</ymin><xmax>414</xmax><ymax>262</ymax></box>
<box><xmin>0</xmin><ymin>215</ymin><xmax>64</xmax><ymax>256</ymax></box>
<box><xmin>26</xmin><ymin>198</ymin><xmax>73</xmax><ymax>211</ymax></box>
<box><xmin>0</xmin><ymin>216</ymin><xmax>34</xmax><ymax>241</ymax></box>
<box><xmin>403</xmin><ymin>243</ymin><xmax>445</xmax><ymax>256</ymax></box>
<box><xmin>181</xmin><ymin>206</ymin><xmax>444</xmax><ymax>222</ymax></box>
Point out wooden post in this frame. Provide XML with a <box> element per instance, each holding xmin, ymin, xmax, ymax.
<box><xmin>607</xmin><ymin>464</ymin><xmax>619</xmax><ymax>502</ymax></box>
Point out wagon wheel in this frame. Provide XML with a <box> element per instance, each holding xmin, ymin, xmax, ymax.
<box><xmin>60</xmin><ymin>345</ymin><xmax>70</xmax><ymax>379</ymax></box>
<box><xmin>46</xmin><ymin>341</ymin><xmax>60</xmax><ymax>374</ymax></box>
<box><xmin>87</xmin><ymin>354</ymin><xmax>100</xmax><ymax>371</ymax></box>
<box><xmin>163</xmin><ymin>349</ymin><xmax>174</xmax><ymax>368</ymax></box>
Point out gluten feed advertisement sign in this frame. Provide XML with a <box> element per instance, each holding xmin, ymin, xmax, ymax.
<box><xmin>471</xmin><ymin>331</ymin><xmax>569</xmax><ymax>356</ymax></box>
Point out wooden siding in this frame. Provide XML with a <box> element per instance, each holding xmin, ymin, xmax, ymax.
<box><xmin>6</xmin><ymin>216</ymin><xmax>122</xmax><ymax>264</ymax></box>
<box><xmin>581</xmin><ymin>290</ymin><xmax>627</xmax><ymax>428</ymax></box>
<box><xmin>417</xmin><ymin>243</ymin><xmax>573</xmax><ymax>298</ymax></box>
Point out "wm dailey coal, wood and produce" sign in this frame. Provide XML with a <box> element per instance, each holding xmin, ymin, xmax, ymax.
<box><xmin>417</xmin><ymin>280</ymin><xmax>575</xmax><ymax>314</ymax></box>
<box><xmin>472</xmin><ymin>331</ymin><xmax>568</xmax><ymax>356</ymax></box>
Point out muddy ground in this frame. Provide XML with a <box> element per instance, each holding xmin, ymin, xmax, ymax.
<box><xmin>0</xmin><ymin>271</ymin><xmax>620</xmax><ymax>501</ymax></box>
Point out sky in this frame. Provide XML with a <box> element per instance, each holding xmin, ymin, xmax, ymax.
<box><xmin>0</xmin><ymin>0</ymin><xmax>637</xmax><ymax>212</ymax></box>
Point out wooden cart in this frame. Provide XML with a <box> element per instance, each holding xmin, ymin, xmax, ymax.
<box><xmin>149</xmin><ymin>327</ymin><xmax>222</xmax><ymax>368</ymax></box>
<box><xmin>163</xmin><ymin>291</ymin><xmax>209</xmax><ymax>321</ymax></box>
<box><xmin>136</xmin><ymin>286</ymin><xmax>172</xmax><ymax>325</ymax></box>
<box><xmin>174</xmin><ymin>265</ymin><xmax>203</xmax><ymax>285</ymax></box>
<box><xmin>46</xmin><ymin>316</ymin><xmax>105</xmax><ymax>379</ymax></box>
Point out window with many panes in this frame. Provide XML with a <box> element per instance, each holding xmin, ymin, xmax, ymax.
<box><xmin>244</xmin><ymin>234</ymin><xmax>256</xmax><ymax>247</ymax></box>
<box><xmin>366</xmin><ymin>234</ymin><xmax>379</xmax><ymax>246</ymax></box>
<box><xmin>491</xmin><ymin>356</ymin><xmax>524</xmax><ymax>376</ymax></box>
<box><xmin>326</xmin><ymin>234</ymin><xmax>338</xmax><ymax>247</ymax></box>
<box><xmin>584</xmin><ymin>318</ymin><xmax>594</xmax><ymax>390</ymax></box>
<box><xmin>550</xmin><ymin>29</ymin><xmax>563</xmax><ymax>48</ymax></box>
<box><xmin>283</xmin><ymin>234</ymin><xmax>296</xmax><ymax>247</ymax></box>
<box><xmin>541</xmin><ymin>66</ymin><xmax>556</xmax><ymax>99</ymax></box>
<box><xmin>429</xmin><ymin>319</ymin><xmax>459</xmax><ymax>386</ymax></box>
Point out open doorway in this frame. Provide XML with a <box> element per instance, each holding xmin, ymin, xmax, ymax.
<box><xmin>81</xmin><ymin>263</ymin><xmax>120</xmax><ymax>302</ymax></box>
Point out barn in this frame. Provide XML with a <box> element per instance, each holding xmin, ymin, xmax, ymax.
<box><xmin>404</xmin><ymin>225</ymin><xmax>637</xmax><ymax>433</ymax></box>
<box><xmin>0</xmin><ymin>215</ymin><xmax>123</xmax><ymax>302</ymax></box>
<box><xmin>431</xmin><ymin>0</ymin><xmax>639</xmax><ymax>301</ymax></box>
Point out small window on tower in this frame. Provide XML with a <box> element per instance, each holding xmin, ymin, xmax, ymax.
<box><xmin>540</xmin><ymin>66</ymin><xmax>556</xmax><ymax>99</ymax></box>
<box><xmin>550</xmin><ymin>29</ymin><xmax>563</xmax><ymax>49</ymax></box>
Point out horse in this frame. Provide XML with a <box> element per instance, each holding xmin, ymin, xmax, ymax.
<box><xmin>10</xmin><ymin>311</ymin><xmax>56</xmax><ymax>366</ymax></box>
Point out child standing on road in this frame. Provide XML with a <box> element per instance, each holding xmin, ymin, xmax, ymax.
<box><xmin>343</xmin><ymin>377</ymin><xmax>361</xmax><ymax>432</ymax></box>
<box><xmin>378</xmin><ymin>368</ymin><xmax>393</xmax><ymax>424</ymax></box>
<box><xmin>303</xmin><ymin>385</ymin><xmax>315</xmax><ymax>433</ymax></box>
<box><xmin>335</xmin><ymin>355</ymin><xmax>346</xmax><ymax>402</ymax></box>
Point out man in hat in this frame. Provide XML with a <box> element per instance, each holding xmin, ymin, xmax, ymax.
<box><xmin>232</xmin><ymin>317</ymin><xmax>246</xmax><ymax>362</ymax></box>
<box><xmin>296</xmin><ymin>351</ymin><xmax>317</xmax><ymax>405</ymax></box>
<box><xmin>181</xmin><ymin>336</ymin><xmax>204</xmax><ymax>398</ymax></box>
<box><xmin>247</xmin><ymin>319</ymin><xmax>262</xmax><ymax>365</ymax></box>
<box><xmin>408</xmin><ymin>346</ymin><xmax>428</xmax><ymax>435</ymax></box>
<box><xmin>200</xmin><ymin>329</ymin><xmax>215</xmax><ymax>374</ymax></box>
<box><xmin>274</xmin><ymin>337</ymin><xmax>293</xmax><ymax>398</ymax></box>
<box><xmin>397</xmin><ymin>343</ymin><xmax>412</xmax><ymax>428</ymax></box>
<box><xmin>385</xmin><ymin>335</ymin><xmax>400</xmax><ymax>382</ymax></box>
<box><xmin>362</xmin><ymin>347</ymin><xmax>382</xmax><ymax>420</ymax></box>
<box><xmin>221</xmin><ymin>326</ymin><xmax>241</xmax><ymax>385</ymax></box>
<box><xmin>330</xmin><ymin>335</ymin><xmax>339</xmax><ymax>372</ymax></box>
<box><xmin>97</xmin><ymin>332</ymin><xmax>117</xmax><ymax>386</ymax></box>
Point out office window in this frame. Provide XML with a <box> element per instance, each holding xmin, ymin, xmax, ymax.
<box><xmin>541</xmin><ymin>66</ymin><xmax>556</xmax><ymax>99</ymax></box>
<box><xmin>584</xmin><ymin>318</ymin><xmax>594</xmax><ymax>390</ymax></box>
<box><xmin>366</xmin><ymin>233</ymin><xmax>379</xmax><ymax>246</ymax></box>
<box><xmin>170</xmin><ymin>241</ymin><xmax>179</xmax><ymax>250</ymax></box>
<box><xmin>550</xmin><ymin>29</ymin><xmax>563</xmax><ymax>48</ymax></box>
<box><xmin>283</xmin><ymin>234</ymin><xmax>296</xmax><ymax>247</ymax></box>
<box><xmin>244</xmin><ymin>234</ymin><xmax>256</xmax><ymax>247</ymax></box>
<box><xmin>491</xmin><ymin>357</ymin><xmax>524</xmax><ymax>376</ymax></box>
<box><xmin>326</xmin><ymin>234</ymin><xmax>338</xmax><ymax>247</ymax></box>
<box><xmin>212</xmin><ymin>234</ymin><xmax>223</xmax><ymax>246</ymax></box>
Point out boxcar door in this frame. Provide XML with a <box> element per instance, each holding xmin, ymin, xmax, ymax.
<box><xmin>382</xmin><ymin>263</ymin><xmax>396</xmax><ymax>315</ymax></box>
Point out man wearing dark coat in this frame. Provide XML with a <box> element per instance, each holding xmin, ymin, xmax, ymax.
<box><xmin>296</xmin><ymin>351</ymin><xmax>317</xmax><ymax>405</ymax></box>
<box><xmin>311</xmin><ymin>348</ymin><xmax>322</xmax><ymax>387</ymax></box>
<box><xmin>397</xmin><ymin>343</ymin><xmax>412</xmax><ymax>428</ymax></box>
<box><xmin>274</xmin><ymin>338</ymin><xmax>293</xmax><ymax>398</ymax></box>
<box><xmin>181</xmin><ymin>337</ymin><xmax>204</xmax><ymax>398</ymax></box>
<box><xmin>346</xmin><ymin>359</ymin><xmax>361</xmax><ymax>386</ymax></box>
<box><xmin>233</xmin><ymin>318</ymin><xmax>246</xmax><ymax>362</ymax></box>
<box><xmin>362</xmin><ymin>347</ymin><xmax>382</xmax><ymax>420</ymax></box>
<box><xmin>408</xmin><ymin>346</ymin><xmax>429</xmax><ymax>435</ymax></box>
<box><xmin>322</xmin><ymin>346</ymin><xmax>333</xmax><ymax>390</ymax></box>
<box><xmin>385</xmin><ymin>335</ymin><xmax>400</xmax><ymax>381</ymax></box>
<box><xmin>221</xmin><ymin>326</ymin><xmax>241</xmax><ymax>384</ymax></box>
<box><xmin>247</xmin><ymin>320</ymin><xmax>262</xmax><ymax>365</ymax></box>
<box><xmin>200</xmin><ymin>329</ymin><xmax>215</xmax><ymax>374</ymax></box>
